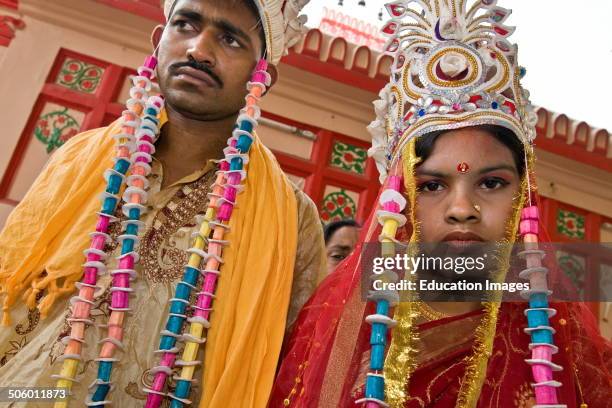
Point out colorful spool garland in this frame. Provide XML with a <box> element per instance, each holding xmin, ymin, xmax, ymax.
<box><xmin>519</xmin><ymin>205</ymin><xmax>566</xmax><ymax>408</ymax></box>
<box><xmin>358</xmin><ymin>185</ymin><xmax>567</xmax><ymax>406</ymax></box>
<box><xmin>356</xmin><ymin>175</ymin><xmax>405</xmax><ymax>408</ymax></box>
<box><xmin>53</xmin><ymin>55</ymin><xmax>159</xmax><ymax>408</ymax></box>
<box><xmin>143</xmin><ymin>58</ymin><xmax>271</xmax><ymax>408</ymax></box>
<box><xmin>51</xmin><ymin>56</ymin><xmax>271</xmax><ymax>407</ymax></box>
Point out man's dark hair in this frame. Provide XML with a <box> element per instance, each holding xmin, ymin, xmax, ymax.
<box><xmin>324</xmin><ymin>219</ymin><xmax>360</xmax><ymax>245</ymax></box>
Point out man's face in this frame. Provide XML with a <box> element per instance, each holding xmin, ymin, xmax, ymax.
<box><xmin>155</xmin><ymin>0</ymin><xmax>264</xmax><ymax>120</ymax></box>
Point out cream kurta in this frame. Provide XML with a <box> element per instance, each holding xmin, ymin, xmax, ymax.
<box><xmin>0</xmin><ymin>157</ymin><xmax>326</xmax><ymax>407</ymax></box>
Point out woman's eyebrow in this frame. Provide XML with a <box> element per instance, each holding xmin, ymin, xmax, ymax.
<box><xmin>415</xmin><ymin>169</ymin><xmax>448</xmax><ymax>178</ymax></box>
<box><xmin>477</xmin><ymin>164</ymin><xmax>517</xmax><ymax>174</ymax></box>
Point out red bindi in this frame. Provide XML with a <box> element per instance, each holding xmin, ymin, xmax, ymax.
<box><xmin>457</xmin><ymin>162</ymin><xmax>470</xmax><ymax>173</ymax></box>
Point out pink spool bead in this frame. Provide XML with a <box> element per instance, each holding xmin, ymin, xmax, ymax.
<box><xmin>83</xmin><ymin>268</ymin><xmax>98</xmax><ymax>285</ymax></box>
<box><xmin>365</xmin><ymin>403</ymin><xmax>380</xmax><ymax>408</ymax></box>
<box><xmin>203</xmin><ymin>276</ymin><xmax>216</xmax><ymax>295</ymax></box>
<box><xmin>96</xmin><ymin>215</ymin><xmax>111</xmax><ymax>232</ymax></box>
<box><xmin>227</xmin><ymin>172</ymin><xmax>241</xmax><ymax>185</ymax></box>
<box><xmin>521</xmin><ymin>205</ymin><xmax>539</xmax><ymax>221</ymax></box>
<box><xmin>532</xmin><ymin>345</ymin><xmax>553</xmax><ymax>360</ymax></box>
<box><xmin>387</xmin><ymin>175</ymin><xmax>402</xmax><ymax>192</ymax></box>
<box><xmin>91</xmin><ymin>235</ymin><xmax>106</xmax><ymax>250</ymax></box>
<box><xmin>217</xmin><ymin>203</ymin><xmax>233</xmax><ymax>221</ymax></box>
<box><xmin>520</xmin><ymin>219</ymin><xmax>539</xmax><ymax>236</ymax></box>
<box><xmin>532</xmin><ymin>364</ymin><xmax>553</xmax><ymax>383</ymax></box>
<box><xmin>252</xmin><ymin>72</ymin><xmax>267</xmax><ymax>84</ymax></box>
<box><xmin>255</xmin><ymin>59</ymin><xmax>268</xmax><ymax>72</ymax></box>
<box><xmin>224</xmin><ymin>185</ymin><xmax>237</xmax><ymax>203</ymax></box>
<box><xmin>139</xmin><ymin>143</ymin><xmax>153</xmax><ymax>155</ymax></box>
<box><xmin>534</xmin><ymin>385</ymin><xmax>558</xmax><ymax>404</ymax></box>
<box><xmin>382</xmin><ymin>201</ymin><xmax>400</xmax><ymax>213</ymax></box>
<box><xmin>219</xmin><ymin>161</ymin><xmax>230</xmax><ymax>171</ymax></box>
<box><xmin>87</xmin><ymin>252</ymin><xmax>101</xmax><ymax>263</ymax></box>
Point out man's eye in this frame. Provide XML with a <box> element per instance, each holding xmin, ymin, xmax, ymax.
<box><xmin>419</xmin><ymin>181</ymin><xmax>444</xmax><ymax>192</ymax></box>
<box><xmin>480</xmin><ymin>177</ymin><xmax>508</xmax><ymax>190</ymax></box>
<box><xmin>222</xmin><ymin>33</ymin><xmax>241</xmax><ymax>48</ymax></box>
<box><xmin>173</xmin><ymin>20</ymin><xmax>194</xmax><ymax>31</ymax></box>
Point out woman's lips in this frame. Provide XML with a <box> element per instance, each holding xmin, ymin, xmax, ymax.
<box><xmin>441</xmin><ymin>231</ymin><xmax>484</xmax><ymax>249</ymax></box>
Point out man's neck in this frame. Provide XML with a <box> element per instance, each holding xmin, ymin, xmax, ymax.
<box><xmin>155</xmin><ymin>106</ymin><xmax>237</xmax><ymax>188</ymax></box>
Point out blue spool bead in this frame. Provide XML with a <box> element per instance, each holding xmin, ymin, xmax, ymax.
<box><xmin>91</xmin><ymin>383</ymin><xmax>111</xmax><ymax>403</ymax></box>
<box><xmin>121</xmin><ymin>238</ymin><xmax>135</xmax><ymax>254</ymax></box>
<box><xmin>376</xmin><ymin>300</ymin><xmax>389</xmax><ymax>316</ymax></box>
<box><xmin>146</xmin><ymin>107</ymin><xmax>158</xmax><ymax>116</ymax></box>
<box><xmin>102</xmin><ymin>196</ymin><xmax>118</xmax><ymax>215</ymax></box>
<box><xmin>526</xmin><ymin>309</ymin><xmax>549</xmax><ymax>328</ymax></box>
<box><xmin>530</xmin><ymin>328</ymin><xmax>553</xmax><ymax>344</ymax></box>
<box><xmin>106</xmin><ymin>174</ymin><xmax>122</xmax><ymax>194</ymax></box>
<box><xmin>239</xmin><ymin>120</ymin><xmax>253</xmax><ymax>133</ymax></box>
<box><xmin>170</xmin><ymin>299</ymin><xmax>187</xmax><ymax>315</ymax></box>
<box><xmin>176</xmin><ymin>282</ymin><xmax>191</xmax><ymax>300</ymax></box>
<box><xmin>370</xmin><ymin>344</ymin><xmax>385</xmax><ymax>370</ymax></box>
<box><xmin>236</xmin><ymin>135</ymin><xmax>253</xmax><ymax>153</ymax></box>
<box><xmin>365</xmin><ymin>375</ymin><xmax>384</xmax><ymax>400</ymax></box>
<box><xmin>160</xmin><ymin>335</ymin><xmax>177</xmax><ymax>350</ymax></box>
<box><xmin>129</xmin><ymin>208</ymin><xmax>140</xmax><ymax>220</ymax></box>
<box><xmin>174</xmin><ymin>380</ymin><xmax>191</xmax><ymax>398</ymax></box>
<box><xmin>115</xmin><ymin>158</ymin><xmax>130</xmax><ymax>174</ymax></box>
<box><xmin>529</xmin><ymin>293</ymin><xmax>549</xmax><ymax>309</ymax></box>
<box><xmin>170</xmin><ymin>399</ymin><xmax>184</xmax><ymax>408</ymax></box>
<box><xmin>184</xmin><ymin>267</ymin><xmax>199</xmax><ymax>286</ymax></box>
<box><xmin>370</xmin><ymin>323</ymin><xmax>387</xmax><ymax>346</ymax></box>
<box><xmin>97</xmin><ymin>361</ymin><xmax>113</xmax><ymax>382</ymax></box>
<box><xmin>126</xmin><ymin>223</ymin><xmax>138</xmax><ymax>236</ymax></box>
<box><xmin>166</xmin><ymin>315</ymin><xmax>184</xmax><ymax>333</ymax></box>
<box><xmin>230</xmin><ymin>157</ymin><xmax>243</xmax><ymax>171</ymax></box>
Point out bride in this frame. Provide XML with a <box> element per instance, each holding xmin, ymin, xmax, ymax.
<box><xmin>269</xmin><ymin>1</ymin><xmax>611</xmax><ymax>407</ymax></box>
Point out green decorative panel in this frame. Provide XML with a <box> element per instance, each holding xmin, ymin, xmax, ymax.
<box><xmin>330</xmin><ymin>140</ymin><xmax>367</xmax><ymax>175</ymax></box>
<box><xmin>320</xmin><ymin>189</ymin><xmax>357</xmax><ymax>224</ymax></box>
<box><xmin>55</xmin><ymin>58</ymin><xmax>105</xmax><ymax>94</ymax></box>
<box><xmin>556</xmin><ymin>209</ymin><xmax>585</xmax><ymax>240</ymax></box>
<box><xmin>556</xmin><ymin>251</ymin><xmax>585</xmax><ymax>295</ymax></box>
<box><xmin>35</xmin><ymin>106</ymin><xmax>82</xmax><ymax>153</ymax></box>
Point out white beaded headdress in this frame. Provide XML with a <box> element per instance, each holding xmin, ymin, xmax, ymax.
<box><xmin>163</xmin><ymin>0</ymin><xmax>310</xmax><ymax>65</ymax></box>
<box><xmin>368</xmin><ymin>0</ymin><xmax>539</xmax><ymax>183</ymax></box>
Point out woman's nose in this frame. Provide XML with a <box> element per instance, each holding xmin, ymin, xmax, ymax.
<box><xmin>444</xmin><ymin>190</ymin><xmax>480</xmax><ymax>225</ymax></box>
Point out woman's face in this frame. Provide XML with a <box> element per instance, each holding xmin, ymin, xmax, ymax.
<box><xmin>415</xmin><ymin>127</ymin><xmax>521</xmax><ymax>245</ymax></box>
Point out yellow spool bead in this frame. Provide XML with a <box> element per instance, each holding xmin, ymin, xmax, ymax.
<box><xmin>182</xmin><ymin>323</ymin><xmax>204</xmax><ymax>362</ymax></box>
<box><xmin>382</xmin><ymin>218</ymin><xmax>399</xmax><ymax>239</ymax></box>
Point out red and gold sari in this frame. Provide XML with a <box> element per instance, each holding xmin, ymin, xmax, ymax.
<box><xmin>269</xmin><ymin>218</ymin><xmax>612</xmax><ymax>407</ymax></box>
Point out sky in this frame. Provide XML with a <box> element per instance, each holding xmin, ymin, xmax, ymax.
<box><xmin>303</xmin><ymin>0</ymin><xmax>612</xmax><ymax>131</ymax></box>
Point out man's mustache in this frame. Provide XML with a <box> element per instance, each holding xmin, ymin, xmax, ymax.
<box><xmin>169</xmin><ymin>58</ymin><xmax>223</xmax><ymax>88</ymax></box>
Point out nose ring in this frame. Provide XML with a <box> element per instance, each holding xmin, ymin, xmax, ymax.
<box><xmin>473</xmin><ymin>204</ymin><xmax>481</xmax><ymax>213</ymax></box>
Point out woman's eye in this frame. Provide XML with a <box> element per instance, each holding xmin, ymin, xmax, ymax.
<box><xmin>331</xmin><ymin>253</ymin><xmax>346</xmax><ymax>261</ymax></box>
<box><xmin>419</xmin><ymin>181</ymin><xmax>444</xmax><ymax>192</ymax></box>
<box><xmin>222</xmin><ymin>33</ymin><xmax>241</xmax><ymax>48</ymax></box>
<box><xmin>480</xmin><ymin>177</ymin><xmax>508</xmax><ymax>190</ymax></box>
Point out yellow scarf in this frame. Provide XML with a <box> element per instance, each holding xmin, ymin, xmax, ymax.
<box><xmin>0</xmin><ymin>117</ymin><xmax>298</xmax><ymax>407</ymax></box>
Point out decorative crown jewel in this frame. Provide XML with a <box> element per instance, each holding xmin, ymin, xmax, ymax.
<box><xmin>163</xmin><ymin>0</ymin><xmax>310</xmax><ymax>65</ymax></box>
<box><xmin>368</xmin><ymin>0</ymin><xmax>539</xmax><ymax>183</ymax></box>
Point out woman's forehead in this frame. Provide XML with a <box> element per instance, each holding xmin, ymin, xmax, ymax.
<box><xmin>419</xmin><ymin>129</ymin><xmax>516</xmax><ymax>171</ymax></box>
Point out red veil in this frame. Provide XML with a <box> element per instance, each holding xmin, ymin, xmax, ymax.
<box><xmin>269</xmin><ymin>186</ymin><xmax>612</xmax><ymax>407</ymax></box>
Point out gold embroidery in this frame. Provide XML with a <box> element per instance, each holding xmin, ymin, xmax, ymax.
<box><xmin>140</xmin><ymin>171</ymin><xmax>215</xmax><ymax>283</ymax></box>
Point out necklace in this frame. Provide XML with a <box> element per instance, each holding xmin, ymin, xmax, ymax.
<box><xmin>416</xmin><ymin>301</ymin><xmax>450</xmax><ymax>321</ymax></box>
